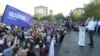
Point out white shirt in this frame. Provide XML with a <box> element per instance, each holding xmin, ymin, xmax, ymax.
<box><xmin>87</xmin><ymin>21</ymin><xmax>96</xmax><ymax>30</ymax></box>
<box><xmin>98</xmin><ymin>21</ymin><xmax>100</xmax><ymax>26</ymax></box>
<box><xmin>0</xmin><ymin>53</ymin><xmax>3</xmax><ymax>56</ymax></box>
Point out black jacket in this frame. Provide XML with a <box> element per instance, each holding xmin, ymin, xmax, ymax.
<box><xmin>27</xmin><ymin>51</ymin><xmax>36</xmax><ymax>56</ymax></box>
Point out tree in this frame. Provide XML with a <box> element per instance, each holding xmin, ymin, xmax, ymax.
<box><xmin>34</xmin><ymin>13</ymin><xmax>44</xmax><ymax>20</ymax></box>
<box><xmin>49</xmin><ymin>15</ymin><xmax>56</xmax><ymax>21</ymax></box>
<box><xmin>72</xmin><ymin>8</ymin><xmax>84</xmax><ymax>21</ymax></box>
<box><xmin>48</xmin><ymin>10</ymin><xmax>56</xmax><ymax>21</ymax></box>
<box><xmin>54</xmin><ymin>13</ymin><xmax>66</xmax><ymax>20</ymax></box>
<box><xmin>54</xmin><ymin>13</ymin><xmax>66</xmax><ymax>23</ymax></box>
<box><xmin>92</xmin><ymin>0</ymin><xmax>100</xmax><ymax>4</ymax></box>
<box><xmin>42</xmin><ymin>15</ymin><xmax>51</xmax><ymax>20</ymax></box>
<box><xmin>84</xmin><ymin>0</ymin><xmax>100</xmax><ymax>18</ymax></box>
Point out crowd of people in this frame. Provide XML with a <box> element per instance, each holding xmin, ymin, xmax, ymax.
<box><xmin>0</xmin><ymin>22</ymin><xmax>66</xmax><ymax>56</ymax></box>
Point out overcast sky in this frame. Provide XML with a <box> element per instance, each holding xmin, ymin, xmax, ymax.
<box><xmin>0</xmin><ymin>0</ymin><xmax>91</xmax><ymax>16</ymax></box>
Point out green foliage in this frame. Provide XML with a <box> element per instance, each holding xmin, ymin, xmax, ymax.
<box><xmin>54</xmin><ymin>13</ymin><xmax>66</xmax><ymax>20</ymax></box>
<box><xmin>49</xmin><ymin>14</ymin><xmax>56</xmax><ymax>21</ymax></box>
<box><xmin>73</xmin><ymin>11</ymin><xmax>82</xmax><ymax>19</ymax></box>
<box><xmin>72</xmin><ymin>9</ymin><xmax>84</xmax><ymax>21</ymax></box>
<box><xmin>34</xmin><ymin>13</ymin><xmax>44</xmax><ymax>20</ymax></box>
<box><xmin>84</xmin><ymin>0</ymin><xmax>100</xmax><ymax>18</ymax></box>
<box><xmin>41</xmin><ymin>15</ymin><xmax>56</xmax><ymax>21</ymax></box>
<box><xmin>42</xmin><ymin>15</ymin><xmax>51</xmax><ymax>20</ymax></box>
<box><xmin>33</xmin><ymin>13</ymin><xmax>66</xmax><ymax>21</ymax></box>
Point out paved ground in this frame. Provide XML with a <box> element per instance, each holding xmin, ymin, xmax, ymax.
<box><xmin>57</xmin><ymin>31</ymin><xmax>100</xmax><ymax>56</ymax></box>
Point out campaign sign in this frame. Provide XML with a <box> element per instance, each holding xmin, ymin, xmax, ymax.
<box><xmin>2</xmin><ymin>5</ymin><xmax>32</xmax><ymax>28</ymax></box>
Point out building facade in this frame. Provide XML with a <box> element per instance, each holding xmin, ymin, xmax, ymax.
<box><xmin>73</xmin><ymin>8</ymin><xmax>84</xmax><ymax>14</ymax></box>
<box><xmin>34</xmin><ymin>6</ymin><xmax>48</xmax><ymax>16</ymax></box>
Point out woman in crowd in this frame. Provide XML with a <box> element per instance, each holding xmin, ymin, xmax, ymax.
<box><xmin>27</xmin><ymin>45</ymin><xmax>36</xmax><ymax>56</ymax></box>
<box><xmin>1</xmin><ymin>22</ymin><xmax>66</xmax><ymax>56</ymax></box>
<box><xmin>3</xmin><ymin>37</ymin><xmax>17</xmax><ymax>56</ymax></box>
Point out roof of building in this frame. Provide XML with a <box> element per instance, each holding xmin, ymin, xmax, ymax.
<box><xmin>34</xmin><ymin>6</ymin><xmax>48</xmax><ymax>8</ymax></box>
<box><xmin>74</xmin><ymin>8</ymin><xmax>84</xmax><ymax>10</ymax></box>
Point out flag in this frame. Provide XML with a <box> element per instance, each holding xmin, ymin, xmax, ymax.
<box><xmin>2</xmin><ymin>5</ymin><xmax>32</xmax><ymax>28</ymax></box>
